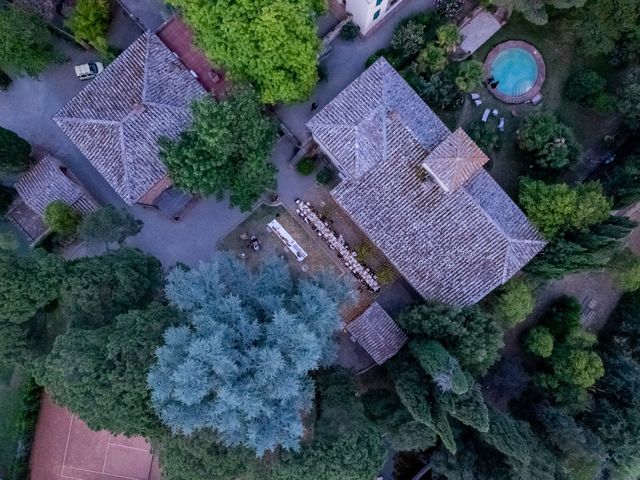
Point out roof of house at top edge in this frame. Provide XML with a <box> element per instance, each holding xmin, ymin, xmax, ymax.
<box><xmin>307</xmin><ymin>58</ymin><xmax>546</xmax><ymax>305</ymax></box>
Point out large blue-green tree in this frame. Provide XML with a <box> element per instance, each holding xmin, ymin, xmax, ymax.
<box><xmin>148</xmin><ymin>254</ymin><xmax>354</xmax><ymax>455</ymax></box>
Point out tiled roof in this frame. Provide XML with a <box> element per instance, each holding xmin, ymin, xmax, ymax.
<box><xmin>8</xmin><ymin>155</ymin><xmax>97</xmax><ymax>243</ymax></box>
<box><xmin>346</xmin><ymin>302</ymin><xmax>408</xmax><ymax>364</ymax></box>
<box><xmin>14</xmin><ymin>155</ymin><xmax>97</xmax><ymax>216</ymax></box>
<box><xmin>53</xmin><ymin>32</ymin><xmax>205</xmax><ymax>205</ymax></box>
<box><xmin>422</xmin><ymin>128</ymin><xmax>489</xmax><ymax>192</ymax></box>
<box><xmin>307</xmin><ymin>58</ymin><xmax>546</xmax><ymax>306</ymax></box>
<box><xmin>306</xmin><ymin>58</ymin><xmax>450</xmax><ymax>179</ymax></box>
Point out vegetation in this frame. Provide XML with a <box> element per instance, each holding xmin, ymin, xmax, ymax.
<box><xmin>491</xmin><ymin>277</ymin><xmax>534</xmax><ymax>327</ymax></box>
<box><xmin>565</xmin><ymin>69</ymin><xmax>615</xmax><ymax>114</ymax></box>
<box><xmin>617</xmin><ymin>68</ymin><xmax>640</xmax><ymax>130</ymax></box>
<box><xmin>160</xmin><ymin>91</ymin><xmax>277</xmax><ymax>211</ymax></box>
<box><xmin>296</xmin><ymin>156</ymin><xmax>315</xmax><ymax>175</ymax></box>
<box><xmin>65</xmin><ymin>0</ymin><xmax>112</xmax><ymax>57</ymax></box>
<box><xmin>78</xmin><ymin>205</ymin><xmax>142</xmax><ymax>248</ymax></box>
<box><xmin>525</xmin><ymin>326</ymin><xmax>554</xmax><ymax>358</ymax></box>
<box><xmin>7</xmin><ymin>377</ymin><xmax>42</xmax><ymax>480</ymax></box>
<box><xmin>605</xmin><ymin>155</ymin><xmax>640</xmax><ymax>208</ymax></box>
<box><xmin>339</xmin><ymin>21</ymin><xmax>360</xmax><ymax>41</ymax></box>
<box><xmin>0</xmin><ymin>127</ymin><xmax>32</xmax><ymax>173</ymax></box>
<box><xmin>517</xmin><ymin>112</ymin><xmax>581</xmax><ymax>170</ymax></box>
<box><xmin>148</xmin><ymin>255</ymin><xmax>354</xmax><ymax>455</ymax></box>
<box><xmin>608</xmin><ymin>249</ymin><xmax>640</xmax><ymax>292</ymax></box>
<box><xmin>0</xmin><ymin>69</ymin><xmax>11</xmax><ymax>91</ymax></box>
<box><xmin>436</xmin><ymin>23</ymin><xmax>460</xmax><ymax>53</ymax></box>
<box><xmin>315</xmin><ymin>166</ymin><xmax>334</xmax><ymax>185</ymax></box>
<box><xmin>168</xmin><ymin>0</ymin><xmax>322</xmax><ymax>103</ymax></box>
<box><xmin>575</xmin><ymin>0</ymin><xmax>640</xmax><ymax>57</ymax></box>
<box><xmin>492</xmin><ymin>0</ymin><xmax>586</xmax><ymax>25</ymax></box>
<box><xmin>519</xmin><ymin>178</ymin><xmax>612</xmax><ymax>239</ymax></box>
<box><xmin>43</xmin><ymin>201</ymin><xmax>81</xmax><ymax>235</ymax></box>
<box><xmin>417</xmin><ymin>43</ymin><xmax>448</xmax><ymax>74</ymax></box>
<box><xmin>469</xmin><ymin>121</ymin><xmax>501</xmax><ymax>152</ymax></box>
<box><xmin>0</xmin><ymin>7</ymin><xmax>57</xmax><ymax>75</ymax></box>
<box><xmin>0</xmin><ymin>186</ymin><xmax>15</xmax><ymax>215</ymax></box>
<box><xmin>455</xmin><ymin>60</ymin><xmax>484</xmax><ymax>93</ymax></box>
<box><xmin>436</xmin><ymin>0</ymin><xmax>463</xmax><ymax>18</ymax></box>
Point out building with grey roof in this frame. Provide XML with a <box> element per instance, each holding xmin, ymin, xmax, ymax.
<box><xmin>346</xmin><ymin>302</ymin><xmax>408</xmax><ymax>365</ymax></box>
<box><xmin>307</xmin><ymin>58</ymin><xmax>546</xmax><ymax>306</ymax></box>
<box><xmin>7</xmin><ymin>155</ymin><xmax>97</xmax><ymax>244</ymax></box>
<box><xmin>53</xmin><ymin>32</ymin><xmax>205</xmax><ymax>206</ymax></box>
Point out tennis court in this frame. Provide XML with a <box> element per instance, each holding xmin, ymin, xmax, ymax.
<box><xmin>30</xmin><ymin>396</ymin><xmax>161</xmax><ymax>480</ymax></box>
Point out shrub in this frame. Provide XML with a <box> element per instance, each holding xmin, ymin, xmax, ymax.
<box><xmin>605</xmin><ymin>155</ymin><xmax>640</xmax><ymax>208</ymax></box>
<box><xmin>416</xmin><ymin>43</ymin><xmax>448</xmax><ymax>74</ymax></box>
<box><xmin>0</xmin><ymin>127</ymin><xmax>32</xmax><ymax>173</ymax></box>
<box><xmin>593</xmin><ymin>93</ymin><xmax>617</xmax><ymax>115</ymax></box>
<box><xmin>43</xmin><ymin>201</ymin><xmax>81</xmax><ymax>235</ymax></box>
<box><xmin>609</xmin><ymin>249</ymin><xmax>640</xmax><ymax>292</ymax></box>
<box><xmin>493</xmin><ymin>277</ymin><xmax>534</xmax><ymax>328</ymax></box>
<box><xmin>391</xmin><ymin>21</ymin><xmax>427</xmax><ymax>63</ymax></box>
<box><xmin>356</xmin><ymin>243</ymin><xmax>374</xmax><ymax>262</ymax></box>
<box><xmin>455</xmin><ymin>60</ymin><xmax>483</xmax><ymax>93</ymax></box>
<box><xmin>315</xmin><ymin>166</ymin><xmax>334</xmax><ymax>185</ymax></box>
<box><xmin>0</xmin><ymin>69</ymin><xmax>11</xmax><ymax>91</ymax></box>
<box><xmin>565</xmin><ymin>70</ymin><xmax>606</xmax><ymax>105</ymax></box>
<box><xmin>517</xmin><ymin>112</ymin><xmax>581</xmax><ymax>170</ymax></box>
<box><xmin>469</xmin><ymin>121</ymin><xmax>501</xmax><ymax>152</ymax></box>
<box><xmin>419</xmin><ymin>70</ymin><xmax>464</xmax><ymax>110</ymax></box>
<box><xmin>65</xmin><ymin>0</ymin><xmax>112</xmax><ymax>56</ymax></box>
<box><xmin>436</xmin><ymin>0</ymin><xmax>464</xmax><ymax>18</ymax></box>
<box><xmin>10</xmin><ymin>377</ymin><xmax>42</xmax><ymax>480</ymax></box>
<box><xmin>376</xmin><ymin>266</ymin><xmax>396</xmax><ymax>285</ymax></box>
<box><xmin>525</xmin><ymin>326</ymin><xmax>554</xmax><ymax>358</ymax></box>
<box><xmin>436</xmin><ymin>23</ymin><xmax>461</xmax><ymax>53</ymax></box>
<box><xmin>617</xmin><ymin>68</ymin><xmax>640</xmax><ymax>130</ymax></box>
<box><xmin>339</xmin><ymin>21</ymin><xmax>360</xmax><ymax>41</ymax></box>
<box><xmin>0</xmin><ymin>185</ymin><xmax>15</xmax><ymax>214</ymax></box>
<box><xmin>296</xmin><ymin>156</ymin><xmax>315</xmax><ymax>175</ymax></box>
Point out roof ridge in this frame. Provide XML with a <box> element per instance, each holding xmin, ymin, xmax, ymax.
<box><xmin>142</xmin><ymin>31</ymin><xmax>152</xmax><ymax>104</ymax></box>
<box><xmin>52</xmin><ymin>116</ymin><xmax>121</xmax><ymax>126</ymax></box>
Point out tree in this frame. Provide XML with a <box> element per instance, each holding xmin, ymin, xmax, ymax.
<box><xmin>65</xmin><ymin>0</ymin><xmax>112</xmax><ymax>56</ymax></box>
<box><xmin>410</xmin><ymin>339</ymin><xmax>469</xmax><ymax>394</ymax></box>
<box><xmin>416</xmin><ymin>43</ymin><xmax>448</xmax><ymax>73</ymax></box>
<box><xmin>0</xmin><ymin>186</ymin><xmax>15</xmax><ymax>215</ymax></box>
<box><xmin>0</xmin><ymin>7</ymin><xmax>57</xmax><ymax>75</ymax></box>
<box><xmin>78</xmin><ymin>205</ymin><xmax>143</xmax><ymax>248</ymax></box>
<box><xmin>605</xmin><ymin>155</ymin><xmax>640</xmax><ymax>208</ymax></box>
<box><xmin>36</xmin><ymin>304</ymin><xmax>179</xmax><ymax>437</ymax></box>
<box><xmin>608</xmin><ymin>249</ymin><xmax>640</xmax><ymax>292</ymax></box>
<box><xmin>160</xmin><ymin>92</ymin><xmax>277</xmax><ymax>211</ymax></box>
<box><xmin>565</xmin><ymin>69</ymin><xmax>607</xmax><ymax>106</ymax></box>
<box><xmin>168</xmin><ymin>0</ymin><xmax>322</xmax><ymax>104</ymax></box>
<box><xmin>60</xmin><ymin>248</ymin><xmax>163</xmax><ymax>328</ymax></box>
<box><xmin>0</xmin><ymin>126</ymin><xmax>32</xmax><ymax>173</ymax></box>
<box><xmin>480</xmin><ymin>409</ymin><xmax>536</xmax><ymax>469</ymax></box>
<box><xmin>455</xmin><ymin>60</ymin><xmax>483</xmax><ymax>93</ymax></box>
<box><xmin>469</xmin><ymin>121</ymin><xmax>501</xmax><ymax>152</ymax></box>
<box><xmin>147</xmin><ymin>255</ymin><xmax>354</xmax><ymax>455</ymax></box>
<box><xmin>43</xmin><ymin>201</ymin><xmax>81</xmax><ymax>235</ymax></box>
<box><xmin>339</xmin><ymin>21</ymin><xmax>360</xmax><ymax>40</ymax></box>
<box><xmin>491</xmin><ymin>277</ymin><xmax>534</xmax><ymax>327</ymax></box>
<box><xmin>617</xmin><ymin>68</ymin><xmax>640</xmax><ymax>130</ymax></box>
<box><xmin>391</xmin><ymin>21</ymin><xmax>427</xmax><ymax>63</ymax></box>
<box><xmin>398</xmin><ymin>302</ymin><xmax>503</xmax><ymax>376</ymax></box>
<box><xmin>517</xmin><ymin>112</ymin><xmax>581</xmax><ymax>170</ymax></box>
<box><xmin>269</xmin><ymin>370</ymin><xmax>385</xmax><ymax>480</ymax></box>
<box><xmin>416</xmin><ymin>70</ymin><xmax>464</xmax><ymax>110</ymax></box>
<box><xmin>492</xmin><ymin>0</ymin><xmax>586</xmax><ymax>26</ymax></box>
<box><xmin>519</xmin><ymin>178</ymin><xmax>611</xmax><ymax>239</ymax></box>
<box><xmin>576</xmin><ymin>0</ymin><xmax>640</xmax><ymax>56</ymax></box>
<box><xmin>436</xmin><ymin>23</ymin><xmax>460</xmax><ymax>53</ymax></box>
<box><xmin>524</xmin><ymin>326</ymin><xmax>554</xmax><ymax>358</ymax></box>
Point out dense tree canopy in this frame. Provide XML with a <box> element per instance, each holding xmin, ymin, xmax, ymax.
<box><xmin>78</xmin><ymin>205</ymin><xmax>143</xmax><ymax>248</ymax></box>
<box><xmin>605</xmin><ymin>155</ymin><xmax>640</xmax><ymax>208</ymax></box>
<box><xmin>65</xmin><ymin>0</ymin><xmax>112</xmax><ymax>56</ymax></box>
<box><xmin>168</xmin><ymin>0</ymin><xmax>322</xmax><ymax>103</ymax></box>
<box><xmin>491</xmin><ymin>277</ymin><xmax>534</xmax><ymax>327</ymax></box>
<box><xmin>36</xmin><ymin>304</ymin><xmax>179</xmax><ymax>437</ymax></box>
<box><xmin>491</xmin><ymin>0</ymin><xmax>586</xmax><ymax>25</ymax></box>
<box><xmin>60</xmin><ymin>248</ymin><xmax>163</xmax><ymax>328</ymax></box>
<box><xmin>160</xmin><ymin>92</ymin><xmax>277</xmax><ymax>211</ymax></box>
<box><xmin>397</xmin><ymin>302</ymin><xmax>503</xmax><ymax>376</ymax></box>
<box><xmin>519</xmin><ymin>178</ymin><xmax>612</xmax><ymax>239</ymax></box>
<box><xmin>0</xmin><ymin>127</ymin><xmax>32</xmax><ymax>173</ymax></box>
<box><xmin>0</xmin><ymin>7</ymin><xmax>57</xmax><ymax>75</ymax></box>
<box><xmin>575</xmin><ymin>0</ymin><xmax>640</xmax><ymax>57</ymax></box>
<box><xmin>148</xmin><ymin>255</ymin><xmax>354</xmax><ymax>455</ymax></box>
<box><xmin>617</xmin><ymin>68</ymin><xmax>640</xmax><ymax>130</ymax></box>
<box><xmin>517</xmin><ymin>112</ymin><xmax>581</xmax><ymax>170</ymax></box>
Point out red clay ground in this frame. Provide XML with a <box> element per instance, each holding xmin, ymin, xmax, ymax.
<box><xmin>157</xmin><ymin>17</ymin><xmax>229</xmax><ymax>98</ymax></box>
<box><xmin>30</xmin><ymin>395</ymin><xmax>161</xmax><ymax>480</ymax></box>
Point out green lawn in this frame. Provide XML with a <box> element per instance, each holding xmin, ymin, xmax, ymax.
<box><xmin>0</xmin><ymin>366</ymin><xmax>26</xmax><ymax>478</ymax></box>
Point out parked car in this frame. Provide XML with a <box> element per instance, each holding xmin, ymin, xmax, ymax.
<box><xmin>74</xmin><ymin>62</ymin><xmax>104</xmax><ymax>80</ymax></box>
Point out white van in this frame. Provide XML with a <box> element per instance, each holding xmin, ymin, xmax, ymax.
<box><xmin>74</xmin><ymin>62</ymin><xmax>104</xmax><ymax>80</ymax></box>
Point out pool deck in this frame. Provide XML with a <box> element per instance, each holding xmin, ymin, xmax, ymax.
<box><xmin>483</xmin><ymin>40</ymin><xmax>546</xmax><ymax>104</ymax></box>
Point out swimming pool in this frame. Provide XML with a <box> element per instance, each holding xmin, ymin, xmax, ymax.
<box><xmin>483</xmin><ymin>41</ymin><xmax>546</xmax><ymax>104</ymax></box>
<box><xmin>491</xmin><ymin>48</ymin><xmax>538</xmax><ymax>96</ymax></box>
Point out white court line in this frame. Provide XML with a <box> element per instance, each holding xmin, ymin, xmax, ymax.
<box><xmin>60</xmin><ymin>414</ymin><xmax>74</xmax><ymax>478</ymax></box>
<box><xmin>62</xmin><ymin>465</ymin><xmax>146</xmax><ymax>480</ymax></box>
<box><xmin>102</xmin><ymin>442</ymin><xmax>111</xmax><ymax>472</ymax></box>
<box><xmin>107</xmin><ymin>436</ymin><xmax>151</xmax><ymax>452</ymax></box>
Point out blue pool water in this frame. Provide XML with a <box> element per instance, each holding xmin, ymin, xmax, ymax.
<box><xmin>490</xmin><ymin>48</ymin><xmax>538</xmax><ymax>97</ymax></box>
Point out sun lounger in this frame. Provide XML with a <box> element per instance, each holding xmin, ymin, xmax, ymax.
<box><xmin>481</xmin><ymin>108</ymin><xmax>490</xmax><ymax>122</ymax></box>
<box><xmin>498</xmin><ymin>117</ymin><xmax>505</xmax><ymax>132</ymax></box>
<box><xmin>474</xmin><ymin>99</ymin><xmax>483</xmax><ymax>106</ymax></box>
<box><xmin>531</xmin><ymin>93</ymin><xmax>543</xmax><ymax>105</ymax></box>
<box><xmin>470</xmin><ymin>93</ymin><xmax>480</xmax><ymax>100</ymax></box>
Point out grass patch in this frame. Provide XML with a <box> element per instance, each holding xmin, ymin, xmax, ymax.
<box><xmin>0</xmin><ymin>367</ymin><xmax>26</xmax><ymax>477</ymax></box>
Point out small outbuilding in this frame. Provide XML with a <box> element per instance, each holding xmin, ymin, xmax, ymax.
<box><xmin>346</xmin><ymin>302</ymin><xmax>408</xmax><ymax>365</ymax></box>
<box><xmin>6</xmin><ymin>155</ymin><xmax>97</xmax><ymax>245</ymax></box>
